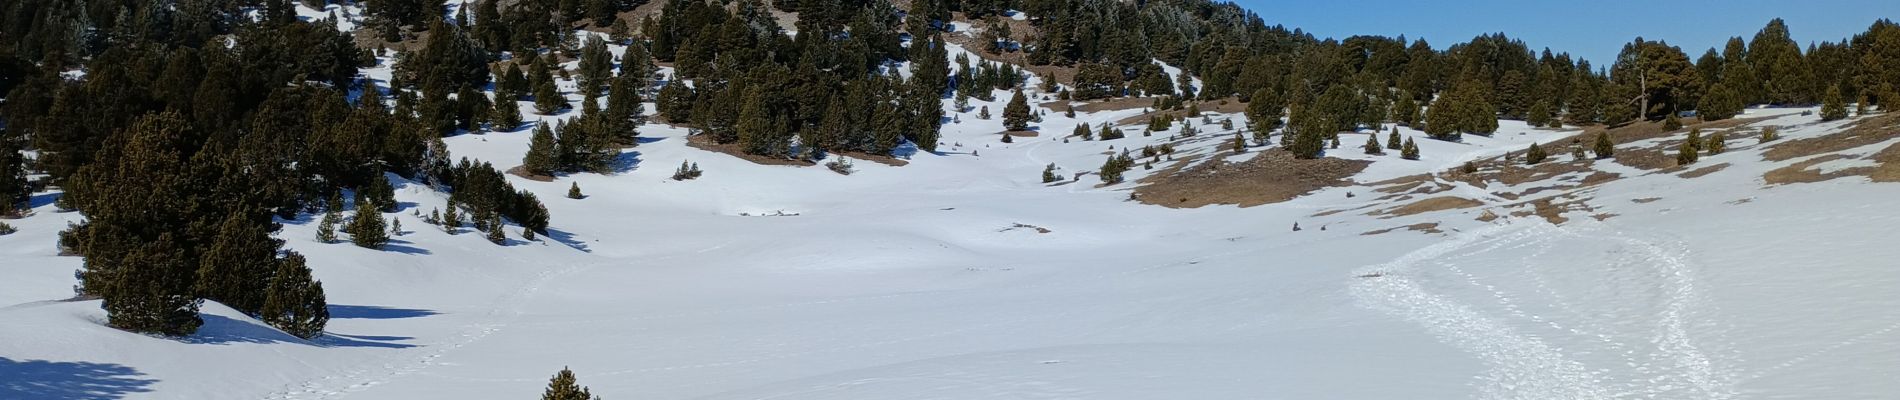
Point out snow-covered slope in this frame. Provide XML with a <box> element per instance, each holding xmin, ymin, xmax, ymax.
<box><xmin>5</xmin><ymin>29</ymin><xmax>1899</xmax><ymax>400</ymax></box>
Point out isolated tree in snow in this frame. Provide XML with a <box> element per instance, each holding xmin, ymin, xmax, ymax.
<box><xmin>1676</xmin><ymin>139</ymin><xmax>1699</xmax><ymax>166</ymax></box>
<box><xmin>535</xmin><ymin>72</ymin><xmax>566</xmax><ymax>115</ymax></box>
<box><xmin>1593</xmin><ymin>132</ymin><xmax>1616</xmax><ymax>159</ymax></box>
<box><xmin>260</xmin><ymin>252</ymin><xmax>328</xmax><ymax>339</ymax></box>
<box><xmin>1706</xmin><ymin>131</ymin><xmax>1727</xmax><ymax>155</ymax></box>
<box><xmin>1042</xmin><ymin>163</ymin><xmax>1060</xmax><ymax>183</ymax></box>
<box><xmin>1759</xmin><ymin>126</ymin><xmax>1780</xmax><ymax>143</ymax></box>
<box><xmin>1524</xmin><ymin>142</ymin><xmax>1548</xmax><ymax>165</ymax></box>
<box><xmin>1401</xmin><ymin>137</ymin><xmax>1420</xmax><ymax>160</ymax></box>
<box><xmin>442</xmin><ymin>201</ymin><xmax>462</xmax><ymax>233</ymax></box>
<box><xmin>568</xmin><ymin>182</ymin><xmax>584</xmax><ymax>199</ymax></box>
<box><xmin>486</xmin><ymin>213</ymin><xmax>506</xmax><ymax>245</ymax></box>
<box><xmin>1100</xmin><ymin>124</ymin><xmax>1122</xmax><ymax>140</ymax></box>
<box><xmin>524</xmin><ymin>123</ymin><xmax>559</xmax><ymax>176</ymax></box>
<box><xmin>1003</xmin><ymin>89</ymin><xmax>1031</xmax><ymax>131</ymax></box>
<box><xmin>1073</xmin><ymin>123</ymin><xmax>1092</xmax><ymax>140</ymax></box>
<box><xmin>317</xmin><ymin>209</ymin><xmax>341</xmax><ymax>243</ymax></box>
<box><xmin>1363</xmin><ymin>134</ymin><xmax>1383</xmax><ymax>155</ymax></box>
<box><xmin>541</xmin><ymin>367</ymin><xmax>597</xmax><ymax>400</ymax></box>
<box><xmin>348</xmin><ymin>201</ymin><xmax>389</xmax><ymax>249</ymax></box>
<box><xmin>1387</xmin><ymin>127</ymin><xmax>1402</xmax><ymax>150</ymax></box>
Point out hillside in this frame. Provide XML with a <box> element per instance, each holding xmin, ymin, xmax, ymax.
<box><xmin>4</xmin><ymin>1</ymin><xmax>1900</xmax><ymax>399</ymax></box>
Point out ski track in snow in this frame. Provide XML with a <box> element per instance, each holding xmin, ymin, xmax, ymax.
<box><xmin>1351</xmin><ymin>221</ymin><xmax>1741</xmax><ymax>400</ymax></box>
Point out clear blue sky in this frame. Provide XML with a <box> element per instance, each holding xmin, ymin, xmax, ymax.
<box><xmin>1234</xmin><ymin>0</ymin><xmax>1900</xmax><ymax>67</ymax></box>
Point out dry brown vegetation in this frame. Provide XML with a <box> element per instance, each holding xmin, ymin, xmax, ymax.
<box><xmin>1361</xmin><ymin>222</ymin><xmax>1443</xmax><ymax>236</ymax></box>
<box><xmin>1134</xmin><ymin>150</ymin><xmax>1369</xmax><ymax>208</ymax></box>
<box><xmin>1678</xmin><ymin>163</ymin><xmax>1731</xmax><ymax>178</ymax></box>
<box><xmin>1763</xmin><ymin>113</ymin><xmax>1900</xmax><ymax>161</ymax></box>
<box><xmin>1763</xmin><ymin>154</ymin><xmax>1860</xmax><ymax>185</ymax></box>
<box><xmin>1373</xmin><ymin>196</ymin><xmax>1484</xmax><ymax>217</ymax></box>
<box><xmin>685</xmin><ymin>134</ymin><xmax>815</xmax><ymax>167</ymax></box>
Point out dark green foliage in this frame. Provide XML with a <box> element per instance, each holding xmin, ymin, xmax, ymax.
<box><xmin>657</xmin><ymin>78</ymin><xmax>695</xmax><ymax>123</ymax></box>
<box><xmin>672</xmin><ymin>161</ymin><xmax>703</xmax><ymax>180</ymax></box>
<box><xmin>1042</xmin><ymin>163</ymin><xmax>1060</xmax><ymax>183</ymax></box>
<box><xmin>1387</xmin><ymin>127</ymin><xmax>1403</xmax><ymax>150</ymax></box>
<box><xmin>0</xmin><ymin>134</ymin><xmax>25</xmax><ymax>211</ymax></box>
<box><xmin>259</xmin><ymin>252</ymin><xmax>328</xmax><ymax>339</ymax></box>
<box><xmin>1699</xmin><ymin>82</ymin><xmax>1744</xmax><ymax>121</ymax></box>
<box><xmin>1821</xmin><ymin>86</ymin><xmax>1849</xmax><ymax>121</ymax></box>
<box><xmin>1364</xmin><ymin>134</ymin><xmax>1383</xmax><ymax>155</ymax></box>
<box><xmin>441</xmin><ymin>160</ymin><xmax>550</xmax><ymax>234</ymax></box>
<box><xmin>1677</xmin><ymin>140</ymin><xmax>1699</xmax><ymax>166</ymax></box>
<box><xmin>1707</xmin><ymin>132</ymin><xmax>1727</xmax><ymax>155</ymax></box>
<box><xmin>396</xmin><ymin>19</ymin><xmax>490</xmax><ymax>94</ymax></box>
<box><xmin>1663</xmin><ymin>113</ymin><xmax>1683</xmax><ymax>131</ymax></box>
<box><xmin>1003</xmin><ymin>89</ymin><xmax>1032</xmax><ymax>131</ymax></box>
<box><xmin>317</xmin><ymin>210</ymin><xmax>341</xmax><ymax>243</ymax></box>
<box><xmin>1234</xmin><ymin>132</ymin><xmax>1248</xmax><ymax>154</ymax></box>
<box><xmin>568</xmin><ymin>183</ymin><xmax>584</xmax><ymax>199</ymax></box>
<box><xmin>1100</xmin><ymin>124</ymin><xmax>1123</xmax><ymax>140</ymax></box>
<box><xmin>524</xmin><ymin>123</ymin><xmax>559</xmax><ymax>176</ymax></box>
<box><xmin>1098</xmin><ymin>151</ymin><xmax>1134</xmax><ymax>184</ymax></box>
<box><xmin>194</xmin><ymin>213</ymin><xmax>282</xmax><ymax>315</ymax></box>
<box><xmin>1760</xmin><ymin>126</ymin><xmax>1780</xmax><ymax>143</ymax></box>
<box><xmin>1073</xmin><ymin>123</ymin><xmax>1092</xmax><ymax>140</ymax></box>
<box><xmin>348</xmin><ymin>201</ymin><xmax>390</xmax><ymax>249</ymax></box>
<box><xmin>1071</xmin><ymin>63</ymin><xmax>1122</xmax><ymax>100</ymax></box>
<box><xmin>1462</xmin><ymin>161</ymin><xmax>1478</xmax><ymax>174</ymax></box>
<box><xmin>540</xmin><ymin>367</ymin><xmax>597</xmax><ymax>400</ymax></box>
<box><xmin>577</xmin><ymin>36</ymin><xmax>614</xmax><ymax>96</ymax></box>
<box><xmin>1246</xmin><ymin>88</ymin><xmax>1286</xmax><ymax>133</ymax></box>
<box><xmin>68</xmin><ymin>113</ymin><xmax>204</xmax><ymax>336</ymax></box>
<box><xmin>535</xmin><ymin>71</ymin><xmax>567</xmax><ymax>115</ymax></box>
<box><xmin>1526</xmin><ymin>101</ymin><xmax>1553</xmax><ymax>127</ymax></box>
<box><xmin>1401</xmin><ymin>138</ymin><xmax>1420</xmax><ymax>160</ymax></box>
<box><xmin>1594</xmin><ymin>132</ymin><xmax>1616</xmax><ymax>159</ymax></box>
<box><xmin>485</xmin><ymin>213</ymin><xmax>506</xmax><ymax>245</ymax></box>
<box><xmin>1524</xmin><ymin>143</ymin><xmax>1547</xmax><ymax>165</ymax></box>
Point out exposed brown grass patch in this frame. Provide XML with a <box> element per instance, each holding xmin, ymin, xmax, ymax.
<box><xmin>1868</xmin><ymin>141</ymin><xmax>1900</xmax><ymax>182</ymax></box>
<box><xmin>1592</xmin><ymin>213</ymin><xmax>1619</xmax><ymax>221</ymax></box>
<box><xmin>1763</xmin><ymin>113</ymin><xmax>1900</xmax><ymax>161</ymax></box>
<box><xmin>505</xmin><ymin>166</ymin><xmax>557</xmax><ymax>182</ymax></box>
<box><xmin>1632</xmin><ymin>197</ymin><xmax>1663</xmax><ymax>203</ymax></box>
<box><xmin>1362</xmin><ymin>222</ymin><xmax>1443</xmax><ymax>236</ymax></box>
<box><xmin>1762</xmin><ymin>154</ymin><xmax>1863</xmax><ymax>185</ymax></box>
<box><xmin>1374</xmin><ymin>196</ymin><xmax>1484</xmax><ymax>217</ymax></box>
<box><xmin>1476</xmin><ymin>209</ymin><xmax>1501</xmax><ymax>222</ymax></box>
<box><xmin>1134</xmin><ymin>150</ymin><xmax>1369</xmax><ymax>208</ymax></box>
<box><xmin>1678</xmin><ymin>163</ymin><xmax>1730</xmax><ymax>178</ymax></box>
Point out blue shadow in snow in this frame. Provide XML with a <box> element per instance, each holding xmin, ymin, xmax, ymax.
<box><xmin>0</xmin><ymin>357</ymin><xmax>156</xmax><ymax>399</ymax></box>
<box><xmin>327</xmin><ymin>305</ymin><xmax>439</xmax><ymax>320</ymax></box>
<box><xmin>610</xmin><ymin>151</ymin><xmax>643</xmax><ymax>174</ymax></box>
<box><xmin>543</xmin><ymin>227</ymin><xmax>591</xmax><ymax>253</ymax></box>
<box><xmin>28</xmin><ymin>192</ymin><xmax>61</xmax><ymax>210</ymax></box>
<box><xmin>634</xmin><ymin>136</ymin><xmax>667</xmax><ymax>144</ymax></box>
<box><xmin>317</xmin><ymin>333</ymin><xmax>418</xmax><ymax>349</ymax></box>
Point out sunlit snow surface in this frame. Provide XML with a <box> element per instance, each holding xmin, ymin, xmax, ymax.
<box><xmin>3</xmin><ymin>17</ymin><xmax>1898</xmax><ymax>399</ymax></box>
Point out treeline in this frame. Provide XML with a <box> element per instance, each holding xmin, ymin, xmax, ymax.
<box><xmin>965</xmin><ymin>0</ymin><xmax>1900</xmax><ymax>157</ymax></box>
<box><xmin>646</xmin><ymin>0</ymin><xmax>948</xmax><ymax>158</ymax></box>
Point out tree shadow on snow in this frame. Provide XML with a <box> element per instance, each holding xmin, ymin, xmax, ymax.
<box><xmin>180</xmin><ymin>314</ymin><xmax>419</xmax><ymax>349</ymax></box>
<box><xmin>28</xmin><ymin>192</ymin><xmax>61</xmax><ymax>210</ymax></box>
<box><xmin>609</xmin><ymin>150</ymin><xmax>643</xmax><ymax>174</ymax></box>
<box><xmin>634</xmin><ymin>136</ymin><xmax>666</xmax><ymax>145</ymax></box>
<box><xmin>315</xmin><ymin>333</ymin><xmax>417</xmax><ymax>349</ymax></box>
<box><xmin>542</xmin><ymin>227</ymin><xmax>591</xmax><ymax>253</ymax></box>
<box><xmin>0</xmin><ymin>357</ymin><xmax>157</xmax><ymax>400</ymax></box>
<box><xmin>380</xmin><ymin>239</ymin><xmax>432</xmax><ymax>255</ymax></box>
<box><xmin>327</xmin><ymin>305</ymin><xmax>439</xmax><ymax>319</ymax></box>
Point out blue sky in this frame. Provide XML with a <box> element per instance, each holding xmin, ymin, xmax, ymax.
<box><xmin>1233</xmin><ymin>0</ymin><xmax>1900</xmax><ymax>67</ymax></box>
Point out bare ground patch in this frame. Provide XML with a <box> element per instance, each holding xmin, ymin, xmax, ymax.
<box><xmin>1678</xmin><ymin>163</ymin><xmax>1730</xmax><ymax>178</ymax></box>
<box><xmin>1134</xmin><ymin>150</ymin><xmax>1370</xmax><ymax>208</ymax></box>
<box><xmin>505</xmin><ymin>166</ymin><xmax>557</xmax><ymax>182</ymax></box>
<box><xmin>1632</xmin><ymin>197</ymin><xmax>1663</xmax><ymax>203</ymax></box>
<box><xmin>1373</xmin><ymin>196</ymin><xmax>1484</xmax><ymax>217</ymax></box>
<box><xmin>685</xmin><ymin>134</ymin><xmax>814</xmax><ymax>167</ymax></box>
<box><xmin>1361</xmin><ymin>222</ymin><xmax>1443</xmax><ymax>236</ymax></box>
<box><xmin>1763</xmin><ymin>113</ymin><xmax>1900</xmax><ymax>162</ymax></box>
<box><xmin>1763</xmin><ymin>154</ymin><xmax>1863</xmax><ymax>185</ymax></box>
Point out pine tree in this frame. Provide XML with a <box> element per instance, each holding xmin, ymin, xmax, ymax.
<box><xmin>1364</xmin><ymin>134</ymin><xmax>1383</xmax><ymax>155</ymax></box>
<box><xmin>1233</xmin><ymin>132</ymin><xmax>1248</xmax><ymax>154</ymax></box>
<box><xmin>1525</xmin><ymin>142</ymin><xmax>1548</xmax><ymax>165</ymax></box>
<box><xmin>443</xmin><ymin>202</ymin><xmax>462</xmax><ymax>233</ymax></box>
<box><xmin>1002</xmin><ymin>89</ymin><xmax>1031</xmax><ymax>131</ymax></box>
<box><xmin>1100</xmin><ymin>124</ymin><xmax>1122</xmax><ymax>140</ymax></box>
<box><xmin>524</xmin><ymin>123</ymin><xmax>559</xmax><ymax>176</ymax></box>
<box><xmin>978</xmin><ymin>106</ymin><xmax>991</xmax><ymax>120</ymax></box>
<box><xmin>491</xmin><ymin>90</ymin><xmax>523</xmax><ymax>131</ymax></box>
<box><xmin>486</xmin><ymin>213</ymin><xmax>506</xmax><ymax>245</ymax></box>
<box><xmin>1593</xmin><ymin>132</ymin><xmax>1615</xmax><ymax>159</ymax></box>
<box><xmin>194</xmin><ymin>213</ymin><xmax>281</xmax><ymax>315</ymax></box>
<box><xmin>1820</xmin><ymin>85</ymin><xmax>1848</xmax><ymax>121</ymax></box>
<box><xmin>1387</xmin><ymin>127</ymin><xmax>1402</xmax><ymax>150</ymax></box>
<box><xmin>535</xmin><ymin>72</ymin><xmax>566</xmax><ymax>115</ymax></box>
<box><xmin>1662</xmin><ymin>113</ymin><xmax>1683</xmax><ymax>131</ymax></box>
<box><xmin>1073</xmin><ymin>123</ymin><xmax>1091</xmax><ymax>140</ymax></box>
<box><xmin>1246</xmin><ymin>88</ymin><xmax>1286</xmax><ymax>132</ymax></box>
<box><xmin>1526</xmin><ymin>101</ymin><xmax>1553</xmax><ymax>127</ymax></box>
<box><xmin>1760</xmin><ymin>126</ymin><xmax>1780</xmax><ymax>143</ymax></box>
<box><xmin>1401</xmin><ymin>137</ymin><xmax>1420</xmax><ymax>160</ymax></box>
<box><xmin>540</xmin><ymin>367</ymin><xmax>596</xmax><ymax>400</ymax></box>
<box><xmin>1042</xmin><ymin>163</ymin><xmax>1060</xmax><ymax>183</ymax></box>
<box><xmin>260</xmin><ymin>252</ymin><xmax>328</xmax><ymax>339</ymax></box>
<box><xmin>317</xmin><ymin>210</ymin><xmax>341</xmax><ymax>243</ymax></box>
<box><xmin>1707</xmin><ymin>131</ymin><xmax>1727</xmax><ymax>155</ymax></box>
<box><xmin>1676</xmin><ymin>139</ymin><xmax>1699</xmax><ymax>166</ymax></box>
<box><xmin>391</xmin><ymin>218</ymin><xmax>403</xmax><ymax>236</ymax></box>
<box><xmin>567</xmin><ymin>182</ymin><xmax>584</xmax><ymax>199</ymax></box>
<box><xmin>1685</xmin><ymin>128</ymin><xmax>1704</xmax><ymax>153</ymax></box>
<box><xmin>348</xmin><ymin>201</ymin><xmax>389</xmax><ymax>249</ymax></box>
<box><xmin>1699</xmin><ymin>82</ymin><xmax>1743</xmax><ymax>121</ymax></box>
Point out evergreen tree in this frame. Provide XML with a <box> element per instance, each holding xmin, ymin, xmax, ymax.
<box><xmin>577</xmin><ymin>36</ymin><xmax>614</xmax><ymax>95</ymax></box>
<box><xmin>1002</xmin><ymin>89</ymin><xmax>1031</xmax><ymax>131</ymax></box>
<box><xmin>1526</xmin><ymin>101</ymin><xmax>1553</xmax><ymax>127</ymax></box>
<box><xmin>1707</xmin><ymin>131</ymin><xmax>1728</xmax><ymax>155</ymax></box>
<box><xmin>70</xmin><ymin>113</ymin><xmax>204</xmax><ymax>336</ymax></box>
<box><xmin>1676</xmin><ymin>139</ymin><xmax>1699</xmax><ymax>165</ymax></box>
<box><xmin>486</xmin><ymin>213</ymin><xmax>506</xmax><ymax>245</ymax></box>
<box><xmin>348</xmin><ymin>201</ymin><xmax>390</xmax><ymax>249</ymax></box>
<box><xmin>568</xmin><ymin>182</ymin><xmax>584</xmax><ymax>199</ymax></box>
<box><xmin>194</xmin><ymin>212</ymin><xmax>282</xmax><ymax>315</ymax></box>
<box><xmin>1759</xmin><ymin>126</ymin><xmax>1779</xmax><ymax>143</ymax></box>
<box><xmin>1663</xmin><ymin>113</ymin><xmax>1683</xmax><ymax>131</ymax></box>
<box><xmin>1401</xmin><ymin>137</ymin><xmax>1420</xmax><ymax>160</ymax></box>
<box><xmin>1699</xmin><ymin>82</ymin><xmax>1743</xmax><ymax>121</ymax></box>
<box><xmin>657</xmin><ymin>79</ymin><xmax>694</xmax><ymax>123</ymax></box>
<box><xmin>540</xmin><ymin>367</ymin><xmax>597</xmax><ymax>400</ymax></box>
<box><xmin>535</xmin><ymin>71</ymin><xmax>566</xmax><ymax>115</ymax></box>
<box><xmin>1387</xmin><ymin>127</ymin><xmax>1403</xmax><ymax>150</ymax></box>
<box><xmin>1364</xmin><ymin>134</ymin><xmax>1383</xmax><ymax>155</ymax></box>
<box><xmin>0</xmin><ymin>135</ymin><xmax>25</xmax><ymax>212</ymax></box>
<box><xmin>1246</xmin><ymin>88</ymin><xmax>1286</xmax><ymax>132</ymax></box>
<box><xmin>1073</xmin><ymin>123</ymin><xmax>1092</xmax><ymax>140</ymax></box>
<box><xmin>1042</xmin><ymin>163</ymin><xmax>1060</xmax><ymax>183</ymax></box>
<box><xmin>1100</xmin><ymin>124</ymin><xmax>1122</xmax><ymax>140</ymax></box>
<box><xmin>443</xmin><ymin>201</ymin><xmax>462</xmax><ymax>233</ymax></box>
<box><xmin>1525</xmin><ymin>142</ymin><xmax>1548</xmax><ymax>165</ymax></box>
<box><xmin>1593</xmin><ymin>132</ymin><xmax>1615</xmax><ymax>159</ymax></box>
<box><xmin>524</xmin><ymin>123</ymin><xmax>559</xmax><ymax>176</ymax></box>
<box><xmin>1234</xmin><ymin>132</ymin><xmax>1248</xmax><ymax>154</ymax></box>
<box><xmin>491</xmin><ymin>90</ymin><xmax>523</xmax><ymax>131</ymax></box>
<box><xmin>259</xmin><ymin>252</ymin><xmax>328</xmax><ymax>339</ymax></box>
<box><xmin>317</xmin><ymin>210</ymin><xmax>341</xmax><ymax>243</ymax></box>
<box><xmin>1820</xmin><ymin>85</ymin><xmax>1848</xmax><ymax>121</ymax></box>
